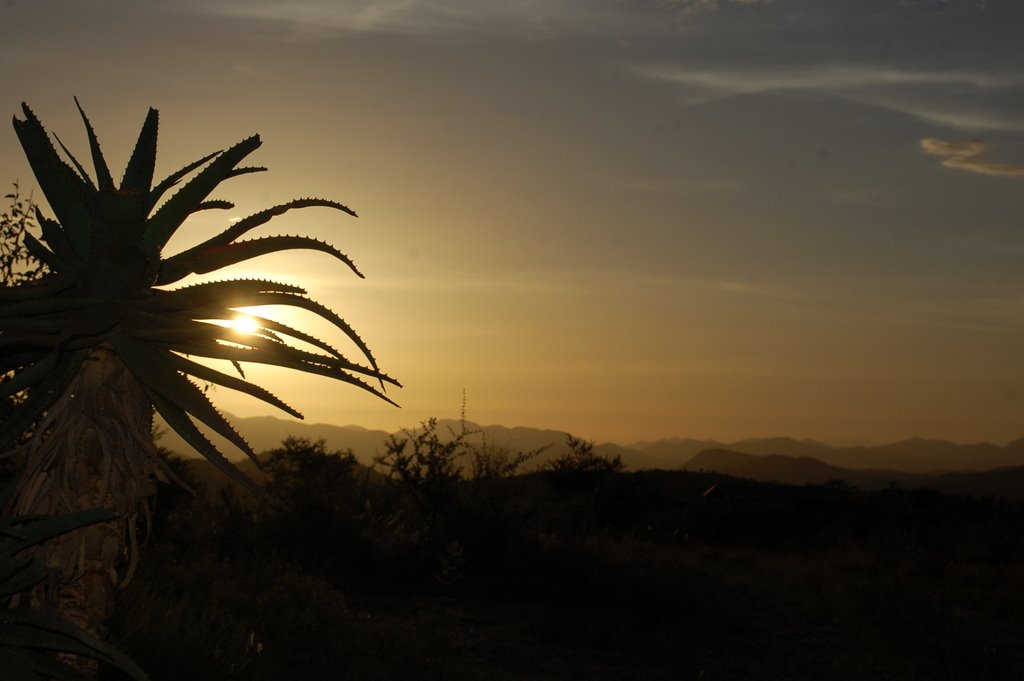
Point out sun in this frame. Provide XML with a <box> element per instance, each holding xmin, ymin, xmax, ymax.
<box><xmin>227</xmin><ymin>314</ymin><xmax>261</xmax><ymax>335</ymax></box>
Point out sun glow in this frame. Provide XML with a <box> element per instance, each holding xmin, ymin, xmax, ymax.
<box><xmin>226</xmin><ymin>314</ymin><xmax>261</xmax><ymax>335</ymax></box>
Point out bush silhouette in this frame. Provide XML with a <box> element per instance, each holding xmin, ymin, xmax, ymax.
<box><xmin>547</xmin><ymin>435</ymin><xmax>623</xmax><ymax>488</ymax></box>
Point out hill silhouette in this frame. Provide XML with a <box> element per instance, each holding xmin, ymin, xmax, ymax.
<box><xmin>683</xmin><ymin>448</ymin><xmax>919</xmax><ymax>488</ymax></box>
<box><xmin>156</xmin><ymin>413</ymin><xmax>1024</xmax><ymax>480</ymax></box>
<box><xmin>682</xmin><ymin>448</ymin><xmax>1024</xmax><ymax>500</ymax></box>
<box><xmin>155</xmin><ymin>414</ymin><xmax>650</xmax><ymax>469</ymax></box>
<box><xmin>638</xmin><ymin>435</ymin><xmax>1024</xmax><ymax>473</ymax></box>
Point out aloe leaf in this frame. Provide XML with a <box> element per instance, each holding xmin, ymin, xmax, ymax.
<box><xmin>172</xmin><ymin>338</ymin><xmax>400</xmax><ymax>406</ymax></box>
<box><xmin>72</xmin><ymin>97</ymin><xmax>114</xmax><ymax>191</ymax></box>
<box><xmin>124</xmin><ymin>315</ymin><xmax>263</xmax><ymax>353</ymax></box>
<box><xmin>235</xmin><ymin>291</ymin><xmax>381</xmax><ymax>374</ymax></box>
<box><xmin>0</xmin><ymin>353</ymin><xmax>44</xmax><ymax>376</ymax></box>
<box><xmin>178</xmin><ymin>330</ymin><xmax>394</xmax><ymax>384</ymax></box>
<box><xmin>0</xmin><ymin>562</ymin><xmax>44</xmax><ymax>600</ymax></box>
<box><xmin>1</xmin><ymin>303</ymin><xmax>123</xmax><ymax>350</ymax></box>
<box><xmin>144</xmin><ymin>388</ymin><xmax>264</xmax><ymax>497</ymax></box>
<box><xmin>225</xmin><ymin>166</ymin><xmax>267</xmax><ymax>179</ymax></box>
<box><xmin>0</xmin><ymin>504</ymin><xmax>113</xmax><ymax>598</ymax></box>
<box><xmin>0</xmin><ymin>353</ymin><xmax>57</xmax><ymax>401</ymax></box>
<box><xmin>162</xmin><ymin>288</ymin><xmax>383</xmax><ymax>375</ymax></box>
<box><xmin>0</xmin><ymin>511</ymin><xmax>118</xmax><ymax>595</ymax></box>
<box><xmin>0</xmin><ymin>317</ymin><xmax>65</xmax><ymax>336</ymax></box>
<box><xmin>241</xmin><ymin>331</ymin><xmax>383</xmax><ymax>378</ymax></box>
<box><xmin>120</xmin><ymin>107</ymin><xmax>159</xmax><ymax>194</ymax></box>
<box><xmin>0</xmin><ymin>647</ymin><xmax>86</xmax><ymax>680</ymax></box>
<box><xmin>158</xmin><ymin>198</ymin><xmax>357</xmax><ymax>283</ymax></box>
<box><xmin>119</xmin><ymin>313</ymin><xmax>226</xmax><ymax>347</ymax></box>
<box><xmin>195</xmin><ymin>199</ymin><xmax>234</xmax><ymax>212</ymax></box>
<box><xmin>0</xmin><ymin>295</ymin><xmax>106</xmax><ymax>319</ymax></box>
<box><xmin>51</xmin><ymin>134</ymin><xmax>95</xmax><ymax>190</ymax></box>
<box><xmin>160</xmin><ymin>234</ymin><xmax>363</xmax><ymax>285</ymax></box>
<box><xmin>34</xmin><ymin>209</ymin><xmax>80</xmax><ymax>267</ymax></box>
<box><xmin>144</xmin><ymin>135</ymin><xmax>262</xmax><ymax>251</ymax></box>
<box><xmin>18</xmin><ymin>233</ymin><xmax>63</xmax><ymax>271</ymax></box>
<box><xmin>12</xmin><ymin>105</ymin><xmax>93</xmax><ymax>258</ymax></box>
<box><xmin>57</xmin><ymin>305</ymin><xmax>124</xmax><ymax>346</ymax></box>
<box><xmin>0</xmin><ymin>497</ymin><xmax>146</xmax><ymax>681</ymax></box>
<box><xmin>0</xmin><ymin>648</ymin><xmax>82</xmax><ymax>681</ymax></box>
<box><xmin>146</xmin><ymin>278</ymin><xmax>306</xmax><ymax>312</ymax></box>
<box><xmin>146</xmin><ymin>150</ymin><xmax>219</xmax><ymax>213</ymax></box>
<box><xmin>0</xmin><ymin>274</ymin><xmax>75</xmax><ymax>302</ymax></box>
<box><xmin>0</xmin><ymin>350</ymin><xmax>84</xmax><ymax>451</ymax></box>
<box><xmin>242</xmin><ymin>313</ymin><xmax>349</xmax><ymax>360</ymax></box>
<box><xmin>0</xmin><ymin>333</ymin><xmax>66</xmax><ymax>350</ymax></box>
<box><xmin>168</xmin><ymin>352</ymin><xmax>302</xmax><ymax>418</ymax></box>
<box><xmin>12</xmin><ymin>509</ymin><xmax>117</xmax><ymax>550</ymax></box>
<box><xmin>0</xmin><ymin>629</ymin><xmax>101</xmax><ymax>655</ymax></box>
<box><xmin>283</xmin><ymin>359</ymin><xmax>400</xmax><ymax>406</ymax></box>
<box><xmin>203</xmin><ymin>197</ymin><xmax>358</xmax><ymax>246</ymax></box>
<box><xmin>119</xmin><ymin>309</ymin><xmax>212</xmax><ymax>335</ymax></box>
<box><xmin>111</xmin><ymin>334</ymin><xmax>260</xmax><ymax>465</ymax></box>
<box><xmin>0</xmin><ymin>607</ymin><xmax>150</xmax><ymax>679</ymax></box>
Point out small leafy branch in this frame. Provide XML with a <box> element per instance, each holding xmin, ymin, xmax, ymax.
<box><xmin>0</xmin><ymin>181</ymin><xmax>46</xmax><ymax>287</ymax></box>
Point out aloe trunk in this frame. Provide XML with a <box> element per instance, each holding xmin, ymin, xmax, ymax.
<box><xmin>5</xmin><ymin>344</ymin><xmax>160</xmax><ymax>640</ymax></box>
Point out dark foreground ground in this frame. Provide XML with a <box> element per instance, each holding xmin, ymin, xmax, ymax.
<box><xmin>102</xmin><ymin>440</ymin><xmax>1024</xmax><ymax>681</ymax></box>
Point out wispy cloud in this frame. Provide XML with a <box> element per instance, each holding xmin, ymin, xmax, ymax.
<box><xmin>637</xmin><ymin>64</ymin><xmax>1019</xmax><ymax>93</ymax></box>
<box><xmin>630</xmin><ymin>0</ymin><xmax>1024</xmax><ymax>134</ymax></box>
<box><xmin>920</xmin><ymin>138</ymin><xmax>1024</xmax><ymax>177</ymax></box>
<box><xmin>664</xmin><ymin>0</ymin><xmax>995</xmax><ymax>17</ymax></box>
<box><xmin>187</xmin><ymin>0</ymin><xmax>648</xmax><ymax>40</ymax></box>
<box><xmin>657</xmin><ymin>0</ymin><xmax>776</xmax><ymax>18</ymax></box>
<box><xmin>192</xmin><ymin>0</ymin><xmax>535</xmax><ymax>37</ymax></box>
<box><xmin>635</xmin><ymin>62</ymin><xmax>1024</xmax><ymax>132</ymax></box>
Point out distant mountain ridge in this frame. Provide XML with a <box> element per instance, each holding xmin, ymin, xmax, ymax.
<box><xmin>155</xmin><ymin>413</ymin><xmax>1024</xmax><ymax>475</ymax></box>
<box><xmin>156</xmin><ymin>414</ymin><xmax>652</xmax><ymax>470</ymax></box>
<box><xmin>664</xmin><ymin>436</ymin><xmax>1024</xmax><ymax>474</ymax></box>
<box><xmin>680</xmin><ymin>448</ymin><xmax>1024</xmax><ymax>500</ymax></box>
<box><xmin>682</xmin><ymin>449</ymin><xmax>920</xmax><ymax>488</ymax></box>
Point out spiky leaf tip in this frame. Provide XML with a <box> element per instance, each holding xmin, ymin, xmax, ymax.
<box><xmin>121</xmin><ymin>106</ymin><xmax>159</xmax><ymax>194</ymax></box>
<box><xmin>73</xmin><ymin>97</ymin><xmax>115</xmax><ymax>191</ymax></box>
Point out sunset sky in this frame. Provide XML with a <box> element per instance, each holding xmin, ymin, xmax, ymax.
<box><xmin>2</xmin><ymin>0</ymin><xmax>1022</xmax><ymax>445</ymax></box>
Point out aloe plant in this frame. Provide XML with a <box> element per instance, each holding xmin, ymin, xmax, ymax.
<box><xmin>0</xmin><ymin>100</ymin><xmax>399</xmax><ymax>637</ymax></box>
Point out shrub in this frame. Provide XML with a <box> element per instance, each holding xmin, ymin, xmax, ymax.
<box><xmin>548</xmin><ymin>434</ymin><xmax>623</xmax><ymax>482</ymax></box>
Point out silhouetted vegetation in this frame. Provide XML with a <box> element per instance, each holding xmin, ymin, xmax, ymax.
<box><xmin>0</xmin><ymin>181</ymin><xmax>45</xmax><ymax>286</ymax></box>
<box><xmin>100</xmin><ymin>431</ymin><xmax>1024</xmax><ymax>680</ymax></box>
<box><xmin>547</xmin><ymin>434</ymin><xmax>624</xmax><ymax>483</ymax></box>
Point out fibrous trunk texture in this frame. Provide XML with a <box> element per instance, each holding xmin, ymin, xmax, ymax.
<box><xmin>3</xmin><ymin>344</ymin><xmax>165</xmax><ymax>644</ymax></box>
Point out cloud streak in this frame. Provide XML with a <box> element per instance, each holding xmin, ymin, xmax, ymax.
<box><xmin>658</xmin><ymin>0</ymin><xmax>776</xmax><ymax>18</ymax></box>
<box><xmin>637</xmin><ymin>64</ymin><xmax>1020</xmax><ymax>93</ymax></box>
<box><xmin>921</xmin><ymin>138</ymin><xmax>1024</xmax><ymax>178</ymax></box>
<box><xmin>631</xmin><ymin>1</ymin><xmax>1024</xmax><ymax>133</ymax></box>
<box><xmin>635</xmin><ymin>62</ymin><xmax>1024</xmax><ymax>131</ymax></box>
<box><xmin>185</xmin><ymin>0</ymin><xmax>653</xmax><ymax>40</ymax></box>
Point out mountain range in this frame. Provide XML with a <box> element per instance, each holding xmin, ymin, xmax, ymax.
<box><xmin>157</xmin><ymin>413</ymin><xmax>1024</xmax><ymax>476</ymax></box>
<box><xmin>681</xmin><ymin>448</ymin><xmax>1024</xmax><ymax>500</ymax></box>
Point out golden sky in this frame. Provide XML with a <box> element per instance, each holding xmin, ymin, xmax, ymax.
<box><xmin>2</xmin><ymin>0</ymin><xmax>1023</xmax><ymax>445</ymax></box>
